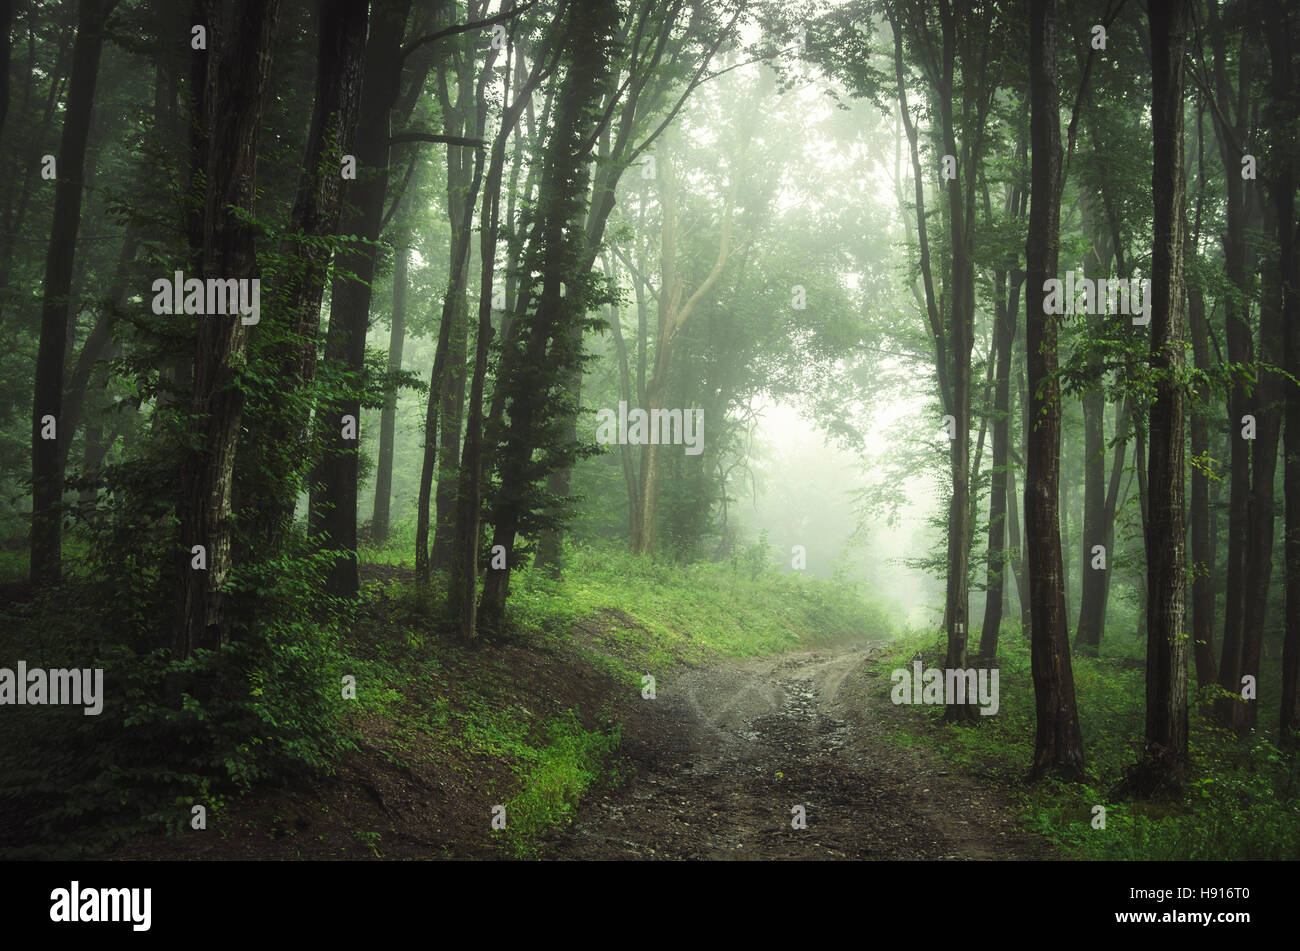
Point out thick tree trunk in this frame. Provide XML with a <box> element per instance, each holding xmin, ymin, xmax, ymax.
<box><xmin>238</xmin><ymin>0</ymin><xmax>368</xmax><ymax>556</ymax></box>
<box><xmin>30</xmin><ymin>0</ymin><xmax>114</xmax><ymax>585</ymax></box>
<box><xmin>311</xmin><ymin>1</ymin><xmax>410</xmax><ymax>599</ymax></box>
<box><xmin>173</xmin><ymin>0</ymin><xmax>280</xmax><ymax>662</ymax></box>
<box><xmin>1026</xmin><ymin>0</ymin><xmax>1085</xmax><ymax>781</ymax></box>
<box><xmin>1209</xmin><ymin>3</ymin><xmax>1253</xmax><ymax>731</ymax></box>
<box><xmin>535</xmin><ymin>335</ymin><xmax>580</xmax><ymax>577</ymax></box>
<box><xmin>1132</xmin><ymin>0</ymin><xmax>1190</xmax><ymax>795</ymax></box>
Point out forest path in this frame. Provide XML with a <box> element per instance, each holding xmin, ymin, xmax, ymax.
<box><xmin>544</xmin><ymin>643</ymin><xmax>1052</xmax><ymax>860</ymax></box>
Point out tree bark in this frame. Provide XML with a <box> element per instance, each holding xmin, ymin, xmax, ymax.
<box><xmin>31</xmin><ymin>0</ymin><xmax>115</xmax><ymax>585</ymax></box>
<box><xmin>1132</xmin><ymin>0</ymin><xmax>1190</xmax><ymax>795</ymax></box>
<box><xmin>372</xmin><ymin>239</ymin><xmax>408</xmax><ymax>543</ymax></box>
<box><xmin>311</xmin><ymin>0</ymin><xmax>411</xmax><ymax>599</ymax></box>
<box><xmin>1266</xmin><ymin>3</ymin><xmax>1300</xmax><ymax>744</ymax></box>
<box><xmin>1074</xmin><ymin>191</ymin><xmax>1110</xmax><ymax>654</ymax></box>
<box><xmin>430</xmin><ymin>22</ymin><xmax>478</xmax><ymax>571</ymax></box>
<box><xmin>238</xmin><ymin>0</ymin><xmax>369</xmax><ymax>556</ymax></box>
<box><xmin>1208</xmin><ymin>0</ymin><xmax>1254</xmax><ymax>731</ymax></box>
<box><xmin>1187</xmin><ymin>100</ymin><xmax>1218</xmax><ymax>688</ymax></box>
<box><xmin>173</xmin><ymin>0</ymin><xmax>280</xmax><ymax>662</ymax></box>
<box><xmin>1026</xmin><ymin>0</ymin><xmax>1085</xmax><ymax>781</ymax></box>
<box><xmin>478</xmin><ymin>0</ymin><xmax>619</xmax><ymax>634</ymax></box>
<box><xmin>449</xmin><ymin>5</ymin><xmax>564</xmax><ymax>638</ymax></box>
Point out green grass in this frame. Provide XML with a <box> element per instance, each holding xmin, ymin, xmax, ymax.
<box><xmin>869</xmin><ymin>627</ymin><xmax>1300</xmax><ymax>860</ymax></box>
<box><xmin>494</xmin><ymin>711</ymin><xmax>622</xmax><ymax>857</ymax></box>
<box><xmin>348</xmin><ymin>532</ymin><xmax>895</xmax><ymax>854</ymax></box>
<box><xmin>507</xmin><ymin>542</ymin><xmax>893</xmax><ymax>669</ymax></box>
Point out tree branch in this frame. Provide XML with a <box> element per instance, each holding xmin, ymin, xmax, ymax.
<box><xmin>400</xmin><ymin>2</ymin><xmax>537</xmax><ymax>62</ymax></box>
<box><xmin>390</xmin><ymin>131</ymin><xmax>486</xmax><ymax>149</ymax></box>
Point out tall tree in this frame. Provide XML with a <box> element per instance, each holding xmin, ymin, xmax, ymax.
<box><xmin>312</xmin><ymin>0</ymin><xmax>413</xmax><ymax>599</ymax></box>
<box><xmin>631</xmin><ymin>156</ymin><xmax>733</xmax><ymax>555</ymax></box>
<box><xmin>1205</xmin><ymin>0</ymin><xmax>1255</xmax><ymax>731</ymax></box>
<box><xmin>30</xmin><ymin>0</ymin><xmax>117</xmax><ymax>585</ymax></box>
<box><xmin>476</xmin><ymin>0</ymin><xmax>620</xmax><ymax>635</ymax></box>
<box><xmin>238</xmin><ymin>0</ymin><xmax>369</xmax><ymax>556</ymax></box>
<box><xmin>448</xmin><ymin>2</ymin><xmax>564</xmax><ymax>636</ymax></box>
<box><xmin>173</xmin><ymin>0</ymin><xmax>281</xmax><ymax>661</ymax></box>
<box><xmin>1025</xmin><ymin>0</ymin><xmax>1085</xmax><ymax>780</ymax></box>
<box><xmin>1128</xmin><ymin>0</ymin><xmax>1190</xmax><ymax>795</ymax></box>
<box><xmin>1266</xmin><ymin>0</ymin><xmax>1300</xmax><ymax>743</ymax></box>
<box><xmin>1186</xmin><ymin>99</ymin><xmax>1218</xmax><ymax>687</ymax></box>
<box><xmin>371</xmin><ymin>234</ymin><xmax>409</xmax><ymax>544</ymax></box>
<box><xmin>427</xmin><ymin>5</ymin><xmax>480</xmax><ymax>568</ymax></box>
<box><xmin>979</xmin><ymin>117</ymin><xmax>1027</xmax><ymax>662</ymax></box>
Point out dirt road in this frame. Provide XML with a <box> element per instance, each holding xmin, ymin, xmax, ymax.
<box><xmin>544</xmin><ymin>643</ymin><xmax>1051</xmax><ymax>860</ymax></box>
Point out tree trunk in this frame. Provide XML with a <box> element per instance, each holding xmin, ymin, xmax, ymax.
<box><xmin>979</xmin><ymin>270</ymin><xmax>1015</xmax><ymax>660</ymax></box>
<box><xmin>1074</xmin><ymin>193</ymin><xmax>1110</xmax><ymax>654</ymax></box>
<box><xmin>938</xmin><ymin>5</ymin><xmax>975</xmax><ymax>722</ymax></box>
<box><xmin>1187</xmin><ymin>100</ymin><xmax>1217</xmax><ymax>688</ymax></box>
<box><xmin>371</xmin><ymin>239</ymin><xmax>408</xmax><ymax>544</ymax></box>
<box><xmin>311</xmin><ymin>0</ymin><xmax>410</xmax><ymax>599</ymax></box>
<box><xmin>449</xmin><ymin>14</ymin><xmax>561</xmax><ymax>638</ymax></box>
<box><xmin>173</xmin><ymin>0</ymin><xmax>280</xmax><ymax>662</ymax></box>
<box><xmin>1132</xmin><ymin>0</ymin><xmax>1190</xmax><ymax>796</ymax></box>
<box><xmin>1006</xmin><ymin>464</ymin><xmax>1030</xmax><ymax>634</ymax></box>
<box><xmin>430</xmin><ymin>37</ymin><xmax>477</xmax><ymax>571</ymax></box>
<box><xmin>30</xmin><ymin>0</ymin><xmax>114</xmax><ymax>585</ymax></box>
<box><xmin>478</xmin><ymin>0</ymin><xmax>619</xmax><ymax>635</ymax></box>
<box><xmin>238</xmin><ymin>0</ymin><xmax>369</xmax><ymax>556</ymax></box>
<box><xmin>416</xmin><ymin>22</ymin><xmax>499</xmax><ymax>587</ymax></box>
<box><xmin>1209</xmin><ymin>1</ymin><xmax>1253</xmax><ymax>732</ymax></box>
<box><xmin>1266</xmin><ymin>3</ymin><xmax>1300</xmax><ymax>744</ymax></box>
<box><xmin>1026</xmin><ymin>0</ymin><xmax>1085</xmax><ymax>781</ymax></box>
<box><xmin>1239</xmin><ymin>196</ymin><xmax>1282</xmax><ymax>731</ymax></box>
